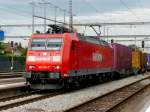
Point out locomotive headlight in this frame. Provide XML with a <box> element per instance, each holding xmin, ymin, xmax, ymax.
<box><xmin>52</xmin><ymin>65</ymin><xmax>60</xmax><ymax>70</ymax></box>
<box><xmin>56</xmin><ymin>66</ymin><xmax>60</xmax><ymax>69</ymax></box>
<box><xmin>29</xmin><ymin>65</ymin><xmax>35</xmax><ymax>69</ymax></box>
<box><xmin>27</xmin><ymin>56</ymin><xmax>36</xmax><ymax>62</ymax></box>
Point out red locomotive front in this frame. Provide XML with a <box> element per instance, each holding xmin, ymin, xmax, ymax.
<box><xmin>26</xmin><ymin>34</ymin><xmax>63</xmax><ymax>73</ymax></box>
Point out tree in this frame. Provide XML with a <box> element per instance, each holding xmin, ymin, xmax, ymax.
<box><xmin>18</xmin><ymin>42</ymin><xmax>22</xmax><ymax>49</ymax></box>
<box><xmin>21</xmin><ymin>48</ymin><xmax>27</xmax><ymax>56</ymax></box>
<box><xmin>0</xmin><ymin>42</ymin><xmax>4</xmax><ymax>49</ymax></box>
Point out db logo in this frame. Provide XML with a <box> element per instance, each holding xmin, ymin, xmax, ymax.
<box><xmin>92</xmin><ymin>53</ymin><xmax>102</xmax><ymax>62</ymax></box>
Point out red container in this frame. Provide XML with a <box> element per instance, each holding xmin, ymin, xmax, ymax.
<box><xmin>111</xmin><ymin>43</ymin><xmax>132</xmax><ymax>74</ymax></box>
<box><xmin>141</xmin><ymin>52</ymin><xmax>147</xmax><ymax>72</ymax></box>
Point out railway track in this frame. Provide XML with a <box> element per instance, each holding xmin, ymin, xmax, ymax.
<box><xmin>0</xmin><ymin>79</ymin><xmax>112</xmax><ymax>111</ymax></box>
<box><xmin>0</xmin><ymin>77</ymin><xmax>25</xmax><ymax>84</ymax></box>
<box><xmin>0</xmin><ymin>72</ymin><xmax>23</xmax><ymax>79</ymax></box>
<box><xmin>0</xmin><ymin>84</ymin><xmax>93</xmax><ymax>111</ymax></box>
<box><xmin>0</xmin><ymin>78</ymin><xmax>98</xmax><ymax>111</ymax></box>
<box><xmin>0</xmin><ymin>89</ymin><xmax>63</xmax><ymax>111</ymax></box>
<box><xmin>66</xmin><ymin>76</ymin><xmax>150</xmax><ymax>112</ymax></box>
<box><xmin>1</xmin><ymin>74</ymin><xmax>150</xmax><ymax>112</ymax></box>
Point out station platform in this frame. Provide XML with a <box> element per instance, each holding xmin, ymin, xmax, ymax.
<box><xmin>0</xmin><ymin>82</ymin><xmax>26</xmax><ymax>90</ymax></box>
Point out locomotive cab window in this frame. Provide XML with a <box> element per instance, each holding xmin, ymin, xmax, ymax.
<box><xmin>31</xmin><ymin>38</ymin><xmax>46</xmax><ymax>50</ymax></box>
<box><xmin>46</xmin><ymin>38</ymin><xmax>63</xmax><ymax>50</ymax></box>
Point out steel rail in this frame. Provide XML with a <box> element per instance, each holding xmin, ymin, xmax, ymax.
<box><xmin>65</xmin><ymin>75</ymin><xmax>150</xmax><ymax>112</ymax></box>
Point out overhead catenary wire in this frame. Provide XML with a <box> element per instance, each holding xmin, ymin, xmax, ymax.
<box><xmin>33</xmin><ymin>1</ymin><xmax>76</xmax><ymax>22</ymax></box>
<box><xmin>81</xmin><ymin>0</ymin><xmax>115</xmax><ymax>36</ymax></box>
<box><xmin>118</xmin><ymin>0</ymin><xmax>150</xmax><ymax>47</ymax></box>
<box><xmin>82</xmin><ymin>0</ymin><xmax>112</xmax><ymax>22</ymax></box>
<box><xmin>136</xmin><ymin>0</ymin><xmax>150</xmax><ymax>34</ymax></box>
<box><xmin>82</xmin><ymin>0</ymin><xmax>99</xmax><ymax>13</ymax></box>
<box><xmin>0</xmin><ymin>1</ymin><xmax>70</xmax><ymax>24</ymax></box>
<box><xmin>119</xmin><ymin>0</ymin><xmax>142</xmax><ymax>22</ymax></box>
<box><xmin>136</xmin><ymin>0</ymin><xmax>147</xmax><ymax>14</ymax></box>
<box><xmin>45</xmin><ymin>0</ymin><xmax>76</xmax><ymax>16</ymax></box>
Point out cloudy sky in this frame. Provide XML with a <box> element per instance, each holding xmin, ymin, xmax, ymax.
<box><xmin>0</xmin><ymin>0</ymin><xmax>150</xmax><ymax>51</ymax></box>
<box><xmin>0</xmin><ymin>0</ymin><xmax>149</xmax><ymax>36</ymax></box>
<box><xmin>0</xmin><ymin>0</ymin><xmax>150</xmax><ymax>24</ymax></box>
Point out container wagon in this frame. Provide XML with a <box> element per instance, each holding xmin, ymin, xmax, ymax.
<box><xmin>111</xmin><ymin>43</ymin><xmax>132</xmax><ymax>75</ymax></box>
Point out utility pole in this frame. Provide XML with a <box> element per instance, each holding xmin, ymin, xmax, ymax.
<box><xmin>106</xmin><ymin>27</ymin><xmax>109</xmax><ymax>42</ymax></box>
<box><xmin>30</xmin><ymin>2</ymin><xmax>35</xmax><ymax>33</ymax></box>
<box><xmin>135</xmin><ymin>37</ymin><xmax>137</xmax><ymax>51</ymax></box>
<box><xmin>103</xmin><ymin>25</ymin><xmax>105</xmax><ymax>41</ymax></box>
<box><xmin>39</xmin><ymin>0</ymin><xmax>54</xmax><ymax>33</ymax></box>
<box><xmin>44</xmin><ymin>1</ymin><xmax>47</xmax><ymax>33</ymax></box>
<box><xmin>30</xmin><ymin>1</ymin><xmax>74</xmax><ymax>32</ymax></box>
<box><xmin>54</xmin><ymin>6</ymin><xmax>57</xmax><ymax>26</ymax></box>
<box><xmin>69</xmin><ymin>0</ymin><xmax>73</xmax><ymax>32</ymax></box>
<box><xmin>64</xmin><ymin>10</ymin><xmax>66</xmax><ymax>25</ymax></box>
<box><xmin>39</xmin><ymin>0</ymin><xmax>47</xmax><ymax>33</ymax></box>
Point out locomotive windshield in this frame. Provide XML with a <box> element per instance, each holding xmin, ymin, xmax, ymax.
<box><xmin>47</xmin><ymin>38</ymin><xmax>63</xmax><ymax>50</ymax></box>
<box><xmin>30</xmin><ymin>38</ymin><xmax>63</xmax><ymax>50</ymax></box>
<box><xmin>31</xmin><ymin>38</ymin><xmax>46</xmax><ymax>50</ymax></box>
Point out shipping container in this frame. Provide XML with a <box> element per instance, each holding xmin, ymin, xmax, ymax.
<box><xmin>141</xmin><ymin>52</ymin><xmax>147</xmax><ymax>72</ymax></box>
<box><xmin>132</xmin><ymin>51</ymin><xmax>147</xmax><ymax>74</ymax></box>
<box><xmin>132</xmin><ymin>51</ymin><xmax>141</xmax><ymax>72</ymax></box>
<box><xmin>147</xmin><ymin>54</ymin><xmax>150</xmax><ymax>70</ymax></box>
<box><xmin>112</xmin><ymin>43</ymin><xmax>132</xmax><ymax>74</ymax></box>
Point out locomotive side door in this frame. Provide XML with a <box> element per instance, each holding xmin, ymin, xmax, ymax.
<box><xmin>70</xmin><ymin>40</ymin><xmax>78</xmax><ymax>70</ymax></box>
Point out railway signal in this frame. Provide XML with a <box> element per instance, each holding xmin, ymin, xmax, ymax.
<box><xmin>111</xmin><ymin>39</ymin><xmax>114</xmax><ymax>43</ymax></box>
<box><xmin>10</xmin><ymin>41</ymin><xmax>14</xmax><ymax>48</ymax></box>
<box><xmin>142</xmin><ymin>40</ymin><xmax>145</xmax><ymax>48</ymax></box>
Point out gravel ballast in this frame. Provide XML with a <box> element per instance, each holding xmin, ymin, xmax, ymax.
<box><xmin>2</xmin><ymin>74</ymin><xmax>150</xmax><ymax>112</ymax></box>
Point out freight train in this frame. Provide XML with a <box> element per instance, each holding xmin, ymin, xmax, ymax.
<box><xmin>23</xmin><ymin>25</ymin><xmax>149</xmax><ymax>89</ymax></box>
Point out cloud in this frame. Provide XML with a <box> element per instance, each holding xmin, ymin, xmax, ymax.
<box><xmin>74</xmin><ymin>8</ymin><xmax>150</xmax><ymax>23</ymax></box>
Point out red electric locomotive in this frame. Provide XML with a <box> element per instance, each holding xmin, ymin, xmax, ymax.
<box><xmin>24</xmin><ymin>25</ymin><xmax>114</xmax><ymax>89</ymax></box>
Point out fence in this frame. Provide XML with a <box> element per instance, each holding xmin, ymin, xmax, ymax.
<box><xmin>0</xmin><ymin>55</ymin><xmax>26</xmax><ymax>72</ymax></box>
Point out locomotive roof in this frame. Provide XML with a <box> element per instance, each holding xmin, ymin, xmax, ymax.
<box><xmin>31</xmin><ymin>32</ymin><xmax>110</xmax><ymax>47</ymax></box>
<box><xmin>76</xmin><ymin>33</ymin><xmax>110</xmax><ymax>47</ymax></box>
